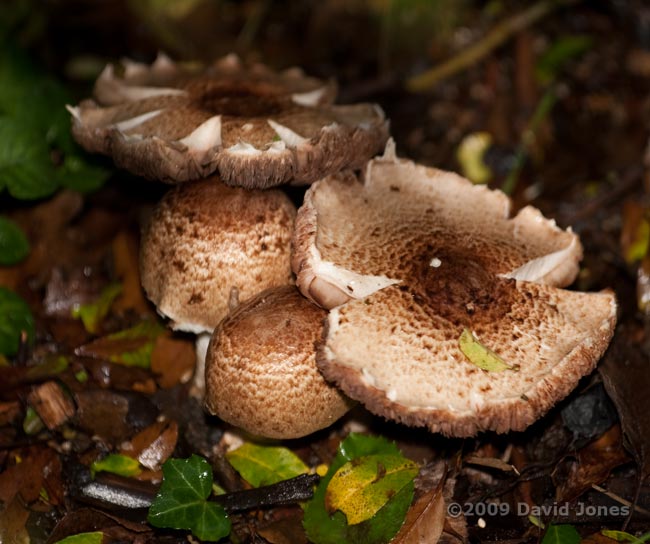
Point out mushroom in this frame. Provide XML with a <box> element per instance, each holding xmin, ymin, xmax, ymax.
<box><xmin>291</xmin><ymin>142</ymin><xmax>617</xmax><ymax>437</ymax></box>
<box><xmin>140</xmin><ymin>177</ymin><xmax>296</xmax><ymax>389</ymax></box>
<box><xmin>205</xmin><ymin>285</ymin><xmax>353</xmax><ymax>439</ymax></box>
<box><xmin>68</xmin><ymin>53</ymin><xmax>389</xmax><ymax>188</ymax></box>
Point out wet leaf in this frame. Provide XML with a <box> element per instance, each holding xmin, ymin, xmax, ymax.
<box><xmin>601</xmin><ymin>530</ymin><xmax>641</xmax><ymax>542</ymax></box>
<box><xmin>71</xmin><ymin>283</ymin><xmax>122</xmax><ymax>334</ymax></box>
<box><xmin>53</xmin><ymin>531</ymin><xmax>104</xmax><ymax>544</ymax></box>
<box><xmin>148</xmin><ymin>455</ymin><xmax>231</xmax><ymax>541</ymax></box>
<box><xmin>542</xmin><ymin>524</ymin><xmax>581</xmax><ymax>544</ymax></box>
<box><xmin>91</xmin><ymin>454</ymin><xmax>142</xmax><ymax>478</ymax></box>
<box><xmin>325</xmin><ymin>454</ymin><xmax>418</xmax><ymax>525</ymax></box>
<box><xmin>0</xmin><ymin>216</ymin><xmax>29</xmax><ymax>265</ymax></box>
<box><xmin>458</xmin><ymin>328</ymin><xmax>515</xmax><ymax>372</ymax></box>
<box><xmin>0</xmin><ymin>286</ymin><xmax>34</xmax><ymax>356</ymax></box>
<box><xmin>303</xmin><ymin>433</ymin><xmax>415</xmax><ymax>544</ymax></box>
<box><xmin>391</xmin><ymin>474</ymin><xmax>445</xmax><ymax>544</ymax></box>
<box><xmin>226</xmin><ymin>443</ymin><xmax>309</xmax><ymax>487</ymax></box>
<box><xmin>76</xmin><ymin>320</ymin><xmax>164</xmax><ymax>368</ymax></box>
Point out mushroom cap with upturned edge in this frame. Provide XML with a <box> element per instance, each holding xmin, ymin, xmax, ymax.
<box><xmin>291</xmin><ymin>142</ymin><xmax>617</xmax><ymax>437</ymax></box>
<box><xmin>205</xmin><ymin>286</ymin><xmax>353</xmax><ymax>439</ymax></box>
<box><xmin>67</xmin><ymin>53</ymin><xmax>389</xmax><ymax>188</ymax></box>
<box><xmin>140</xmin><ymin>177</ymin><xmax>295</xmax><ymax>334</ymax></box>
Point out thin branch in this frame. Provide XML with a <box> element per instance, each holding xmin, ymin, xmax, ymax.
<box><xmin>406</xmin><ymin>0</ymin><xmax>579</xmax><ymax>93</ymax></box>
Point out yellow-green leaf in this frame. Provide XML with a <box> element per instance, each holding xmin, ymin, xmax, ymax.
<box><xmin>90</xmin><ymin>453</ymin><xmax>141</xmax><ymax>478</ymax></box>
<box><xmin>53</xmin><ymin>531</ymin><xmax>104</xmax><ymax>544</ymax></box>
<box><xmin>325</xmin><ymin>454</ymin><xmax>418</xmax><ymax>525</ymax></box>
<box><xmin>458</xmin><ymin>328</ymin><xmax>517</xmax><ymax>372</ymax></box>
<box><xmin>226</xmin><ymin>443</ymin><xmax>308</xmax><ymax>487</ymax></box>
<box><xmin>456</xmin><ymin>132</ymin><xmax>493</xmax><ymax>184</ymax></box>
<box><xmin>71</xmin><ymin>283</ymin><xmax>122</xmax><ymax>334</ymax></box>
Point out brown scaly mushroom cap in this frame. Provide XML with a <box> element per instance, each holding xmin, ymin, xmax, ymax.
<box><xmin>140</xmin><ymin>177</ymin><xmax>295</xmax><ymax>333</ymax></box>
<box><xmin>292</xmin><ymin>141</ymin><xmax>617</xmax><ymax>437</ymax></box>
<box><xmin>67</xmin><ymin>53</ymin><xmax>389</xmax><ymax>188</ymax></box>
<box><xmin>205</xmin><ymin>286</ymin><xmax>353</xmax><ymax>439</ymax></box>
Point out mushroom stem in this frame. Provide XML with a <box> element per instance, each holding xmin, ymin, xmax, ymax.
<box><xmin>190</xmin><ymin>332</ymin><xmax>211</xmax><ymax>398</ymax></box>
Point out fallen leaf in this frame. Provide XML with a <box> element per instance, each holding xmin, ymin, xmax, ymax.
<box><xmin>458</xmin><ymin>329</ymin><xmax>516</xmax><ymax>372</ymax></box>
<box><xmin>150</xmin><ymin>333</ymin><xmax>195</xmax><ymax>389</ymax></box>
<box><xmin>226</xmin><ymin>442</ymin><xmax>309</xmax><ymax>488</ymax></box>
<box><xmin>556</xmin><ymin>425</ymin><xmax>631</xmax><ymax>502</ymax></box>
<box><xmin>599</xmin><ymin>328</ymin><xmax>650</xmax><ymax>483</ymax></box>
<box><xmin>119</xmin><ymin>419</ymin><xmax>178</xmax><ymax>471</ymax></box>
<box><xmin>392</xmin><ymin>475</ymin><xmax>445</xmax><ymax>544</ymax></box>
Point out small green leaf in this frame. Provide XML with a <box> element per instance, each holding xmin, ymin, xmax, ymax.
<box><xmin>536</xmin><ymin>35</ymin><xmax>593</xmax><ymax>85</ymax></box>
<box><xmin>52</xmin><ymin>531</ymin><xmax>104</xmax><ymax>544</ymax></box>
<box><xmin>602</xmin><ymin>531</ymin><xmax>650</xmax><ymax>543</ymax></box>
<box><xmin>226</xmin><ymin>443</ymin><xmax>309</xmax><ymax>487</ymax></box>
<box><xmin>303</xmin><ymin>433</ymin><xmax>415</xmax><ymax>544</ymax></box>
<box><xmin>58</xmin><ymin>154</ymin><xmax>110</xmax><ymax>194</ymax></box>
<box><xmin>23</xmin><ymin>406</ymin><xmax>44</xmax><ymax>435</ymax></box>
<box><xmin>74</xmin><ymin>369</ymin><xmax>89</xmax><ymax>383</ymax></box>
<box><xmin>71</xmin><ymin>283</ymin><xmax>122</xmax><ymax>334</ymax></box>
<box><xmin>541</xmin><ymin>524</ymin><xmax>581</xmax><ymax>544</ymax></box>
<box><xmin>325</xmin><ymin>454</ymin><xmax>418</xmax><ymax>525</ymax></box>
<box><xmin>0</xmin><ymin>286</ymin><xmax>34</xmax><ymax>356</ymax></box>
<box><xmin>458</xmin><ymin>328</ymin><xmax>516</xmax><ymax>372</ymax></box>
<box><xmin>0</xmin><ymin>117</ymin><xmax>59</xmax><ymax>200</ymax></box>
<box><xmin>148</xmin><ymin>455</ymin><xmax>231</xmax><ymax>542</ymax></box>
<box><xmin>0</xmin><ymin>216</ymin><xmax>29</xmax><ymax>264</ymax></box>
<box><xmin>90</xmin><ymin>453</ymin><xmax>142</xmax><ymax>478</ymax></box>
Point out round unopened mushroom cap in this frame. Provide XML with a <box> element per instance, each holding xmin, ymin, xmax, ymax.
<box><xmin>205</xmin><ymin>286</ymin><xmax>353</xmax><ymax>439</ymax></box>
<box><xmin>68</xmin><ymin>53</ymin><xmax>388</xmax><ymax>188</ymax></box>
<box><xmin>292</xmin><ymin>142</ymin><xmax>617</xmax><ymax>437</ymax></box>
<box><xmin>140</xmin><ymin>177</ymin><xmax>295</xmax><ymax>333</ymax></box>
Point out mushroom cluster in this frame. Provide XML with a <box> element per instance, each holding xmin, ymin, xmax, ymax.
<box><xmin>71</xmin><ymin>54</ymin><xmax>616</xmax><ymax>439</ymax></box>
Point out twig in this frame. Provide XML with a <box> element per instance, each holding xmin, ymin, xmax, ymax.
<box><xmin>591</xmin><ymin>483</ymin><xmax>650</xmax><ymax>518</ymax></box>
<box><xmin>406</xmin><ymin>0</ymin><xmax>579</xmax><ymax>92</ymax></box>
<box><xmin>214</xmin><ymin>473</ymin><xmax>320</xmax><ymax>512</ymax></box>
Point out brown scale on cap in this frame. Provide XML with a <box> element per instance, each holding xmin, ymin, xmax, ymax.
<box><xmin>140</xmin><ymin>177</ymin><xmax>295</xmax><ymax>333</ymax></box>
<box><xmin>205</xmin><ymin>286</ymin><xmax>353</xmax><ymax>439</ymax></box>
<box><xmin>68</xmin><ymin>53</ymin><xmax>388</xmax><ymax>188</ymax></box>
<box><xmin>292</xmin><ymin>142</ymin><xmax>617</xmax><ymax>437</ymax></box>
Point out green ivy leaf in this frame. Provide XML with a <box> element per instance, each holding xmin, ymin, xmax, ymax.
<box><xmin>303</xmin><ymin>433</ymin><xmax>415</xmax><ymax>544</ymax></box>
<box><xmin>226</xmin><ymin>443</ymin><xmax>309</xmax><ymax>487</ymax></box>
<box><xmin>458</xmin><ymin>328</ymin><xmax>517</xmax><ymax>372</ymax></box>
<box><xmin>541</xmin><ymin>524</ymin><xmax>581</xmax><ymax>544</ymax></box>
<box><xmin>148</xmin><ymin>455</ymin><xmax>231</xmax><ymax>542</ymax></box>
<box><xmin>52</xmin><ymin>531</ymin><xmax>104</xmax><ymax>544</ymax></box>
<box><xmin>71</xmin><ymin>283</ymin><xmax>122</xmax><ymax>334</ymax></box>
<box><xmin>90</xmin><ymin>453</ymin><xmax>142</xmax><ymax>478</ymax></box>
<box><xmin>58</xmin><ymin>155</ymin><xmax>111</xmax><ymax>194</ymax></box>
<box><xmin>0</xmin><ymin>286</ymin><xmax>34</xmax><ymax>356</ymax></box>
<box><xmin>0</xmin><ymin>216</ymin><xmax>29</xmax><ymax>264</ymax></box>
<box><xmin>0</xmin><ymin>118</ymin><xmax>58</xmax><ymax>200</ymax></box>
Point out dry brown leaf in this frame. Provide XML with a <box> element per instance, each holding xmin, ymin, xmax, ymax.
<box><xmin>392</xmin><ymin>475</ymin><xmax>446</xmax><ymax>544</ymax></box>
<box><xmin>120</xmin><ymin>419</ymin><xmax>178</xmax><ymax>471</ymax></box>
<box><xmin>150</xmin><ymin>334</ymin><xmax>195</xmax><ymax>389</ymax></box>
<box><xmin>600</xmin><ymin>327</ymin><xmax>650</xmax><ymax>483</ymax></box>
<box><xmin>111</xmin><ymin>229</ymin><xmax>152</xmax><ymax>315</ymax></box>
<box><xmin>556</xmin><ymin>425</ymin><xmax>631</xmax><ymax>502</ymax></box>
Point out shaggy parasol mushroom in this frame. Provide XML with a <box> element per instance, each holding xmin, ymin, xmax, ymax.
<box><xmin>67</xmin><ymin>53</ymin><xmax>388</xmax><ymax>188</ymax></box>
<box><xmin>205</xmin><ymin>286</ymin><xmax>353</xmax><ymax>439</ymax></box>
<box><xmin>292</xmin><ymin>142</ymin><xmax>617</xmax><ymax>437</ymax></box>
<box><xmin>140</xmin><ymin>178</ymin><xmax>295</xmax><ymax>389</ymax></box>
